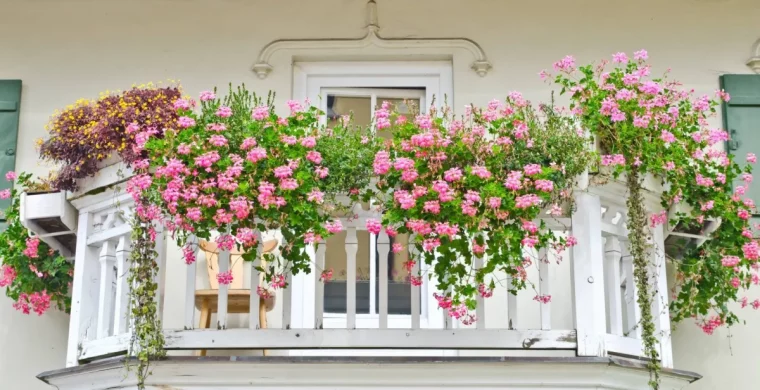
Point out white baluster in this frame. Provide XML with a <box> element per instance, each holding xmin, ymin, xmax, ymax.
<box><xmin>377</xmin><ymin>231</ymin><xmax>390</xmax><ymax>329</ymax></box>
<box><xmin>314</xmin><ymin>239</ymin><xmax>326</xmax><ymax>329</ymax></box>
<box><xmin>113</xmin><ymin>236</ymin><xmax>131</xmax><ymax>335</ymax></box>
<box><xmin>281</xmin><ymin>269</ymin><xmax>293</xmax><ymax>330</ymax></box>
<box><xmin>345</xmin><ymin>226</ymin><xmax>358</xmax><ymax>329</ymax></box>
<box><xmin>621</xmin><ymin>242</ymin><xmax>642</xmax><ymax>338</ymax></box>
<box><xmin>217</xmin><ymin>248</ymin><xmax>230</xmax><ymax>330</ymax></box>
<box><xmin>410</xmin><ymin>242</ymin><xmax>421</xmax><ymax>330</ymax></box>
<box><xmin>604</xmin><ymin>236</ymin><xmax>624</xmax><ymax>336</ymax></box>
<box><xmin>474</xmin><ymin>251</ymin><xmax>485</xmax><ymax>330</ymax></box>
<box><xmin>538</xmin><ymin>247</ymin><xmax>551</xmax><ymax>330</ymax></box>
<box><xmin>97</xmin><ymin>241</ymin><xmax>116</xmax><ymax>339</ymax></box>
<box><xmin>249</xmin><ymin>231</ymin><xmax>264</xmax><ymax>330</ymax></box>
<box><xmin>651</xmin><ymin>224</ymin><xmax>673</xmax><ymax>368</ymax></box>
<box><xmin>506</xmin><ymin>274</ymin><xmax>518</xmax><ymax>329</ymax></box>
<box><xmin>570</xmin><ymin>192</ymin><xmax>606</xmax><ymax>356</ymax></box>
<box><xmin>184</xmin><ymin>236</ymin><xmax>199</xmax><ymax>330</ymax></box>
<box><xmin>154</xmin><ymin>225</ymin><xmax>167</xmax><ymax>322</ymax></box>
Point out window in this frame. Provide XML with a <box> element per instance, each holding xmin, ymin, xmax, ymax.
<box><xmin>290</xmin><ymin>62</ymin><xmax>453</xmax><ymax>330</ymax></box>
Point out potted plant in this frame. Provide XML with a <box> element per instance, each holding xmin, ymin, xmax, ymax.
<box><xmin>19</xmin><ymin>172</ymin><xmax>78</xmax><ymax>257</ymax></box>
<box><xmin>0</xmin><ymin>172</ymin><xmax>73</xmax><ymax>315</ymax></box>
<box><xmin>37</xmin><ymin>84</ymin><xmax>181</xmax><ymax>197</ymax></box>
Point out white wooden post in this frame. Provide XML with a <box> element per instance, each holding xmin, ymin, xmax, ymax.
<box><xmin>474</xmin><ymin>253</ymin><xmax>485</xmax><ymax>330</ymax></box>
<box><xmin>281</xmin><ymin>271</ymin><xmax>293</xmax><ymax>330</ymax></box>
<box><xmin>154</xmin><ymin>225</ymin><xmax>167</xmax><ymax>322</ymax></box>
<box><xmin>113</xmin><ymin>236</ymin><xmax>131</xmax><ymax>335</ymax></box>
<box><xmin>217</xmin><ymin>249</ymin><xmax>230</xmax><ymax>329</ymax></box>
<box><xmin>622</xmin><ymin>242</ymin><xmax>642</xmax><ymax>339</ymax></box>
<box><xmin>604</xmin><ymin>236</ymin><xmax>623</xmax><ymax>336</ymax></box>
<box><xmin>538</xmin><ymin>247</ymin><xmax>550</xmax><ymax>330</ymax></box>
<box><xmin>249</xmin><ymin>231</ymin><xmax>263</xmax><ymax>330</ymax></box>
<box><xmin>96</xmin><ymin>241</ymin><xmax>116</xmax><ymax>339</ymax></box>
<box><xmin>66</xmin><ymin>212</ymin><xmax>98</xmax><ymax>367</ymax></box>
<box><xmin>506</xmin><ymin>275</ymin><xmax>518</xmax><ymax>329</ymax></box>
<box><xmin>314</xmin><ymin>239</ymin><xmax>326</xmax><ymax>329</ymax></box>
<box><xmin>651</xmin><ymin>223</ymin><xmax>673</xmax><ymax>368</ymax></box>
<box><xmin>410</xmin><ymin>245</ymin><xmax>421</xmax><ymax>330</ymax></box>
<box><xmin>377</xmin><ymin>231</ymin><xmax>390</xmax><ymax>329</ymax></box>
<box><xmin>570</xmin><ymin>192</ymin><xmax>606</xmax><ymax>357</ymax></box>
<box><xmin>345</xmin><ymin>226</ymin><xmax>358</xmax><ymax>329</ymax></box>
<box><xmin>184</xmin><ymin>236</ymin><xmax>199</xmax><ymax>330</ymax></box>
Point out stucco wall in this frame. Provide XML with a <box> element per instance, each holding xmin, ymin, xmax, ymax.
<box><xmin>2</xmin><ymin>0</ymin><xmax>760</xmax><ymax>388</ymax></box>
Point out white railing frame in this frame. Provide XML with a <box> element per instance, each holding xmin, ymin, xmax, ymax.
<box><xmin>67</xmin><ymin>186</ymin><xmax>673</xmax><ymax>369</ymax></box>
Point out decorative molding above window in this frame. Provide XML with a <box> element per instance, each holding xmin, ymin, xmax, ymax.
<box><xmin>251</xmin><ymin>0</ymin><xmax>492</xmax><ymax>79</ymax></box>
<box><xmin>747</xmin><ymin>38</ymin><xmax>760</xmax><ymax>74</ymax></box>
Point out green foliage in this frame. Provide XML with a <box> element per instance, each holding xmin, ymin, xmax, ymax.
<box><xmin>0</xmin><ymin>173</ymin><xmax>73</xmax><ymax>315</ymax></box>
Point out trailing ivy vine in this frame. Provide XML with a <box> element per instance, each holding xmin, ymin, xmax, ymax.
<box><xmin>126</xmin><ymin>207</ymin><xmax>165</xmax><ymax>389</ymax></box>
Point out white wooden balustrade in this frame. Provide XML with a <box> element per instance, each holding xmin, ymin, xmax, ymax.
<box><xmin>65</xmin><ymin>185</ymin><xmax>673</xmax><ymax>369</ymax></box>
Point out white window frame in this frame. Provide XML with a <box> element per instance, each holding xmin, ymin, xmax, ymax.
<box><xmin>290</xmin><ymin>61</ymin><xmax>454</xmax><ymax>335</ymax></box>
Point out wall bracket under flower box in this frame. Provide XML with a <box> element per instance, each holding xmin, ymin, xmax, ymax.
<box><xmin>19</xmin><ymin>191</ymin><xmax>77</xmax><ymax>257</ymax></box>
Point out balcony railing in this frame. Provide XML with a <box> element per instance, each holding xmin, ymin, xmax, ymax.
<box><xmin>63</xmin><ymin>178</ymin><xmax>673</xmax><ymax>369</ymax></box>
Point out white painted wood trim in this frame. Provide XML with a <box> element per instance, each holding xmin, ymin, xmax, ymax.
<box><xmin>604</xmin><ymin>236</ymin><xmax>624</xmax><ymax>337</ymax></box>
<box><xmin>250</xmin><ymin>231</ymin><xmax>264</xmax><ymax>330</ymax></box>
<box><xmin>78</xmin><ymin>333</ymin><xmax>131</xmax><ymax>361</ymax></box>
<box><xmin>651</xmin><ymin>224</ymin><xmax>673</xmax><ymax>368</ymax></box>
<box><xmin>538</xmin><ymin>248</ymin><xmax>551</xmax><ymax>330</ymax></box>
<box><xmin>570</xmin><ymin>192</ymin><xmax>607</xmax><ymax>357</ymax></box>
<box><xmin>345</xmin><ymin>226</ymin><xmax>358</xmax><ymax>329</ymax></box>
<box><xmin>66</xmin><ymin>212</ymin><xmax>97</xmax><ymax>367</ymax></box>
<box><xmin>377</xmin><ymin>231</ymin><xmax>390</xmax><ymax>329</ymax></box>
<box><xmin>113</xmin><ymin>236</ymin><xmax>130</xmax><ymax>335</ymax></box>
<box><xmin>506</xmin><ymin>275</ymin><xmax>518</xmax><ymax>330</ymax></box>
<box><xmin>42</xmin><ymin>356</ymin><xmax>698</xmax><ymax>390</ymax></box>
<box><xmin>163</xmin><ymin>328</ymin><xmax>577</xmax><ymax>350</ymax></box>
<box><xmin>96</xmin><ymin>241</ymin><xmax>116</xmax><ymax>339</ymax></box>
<box><xmin>184</xmin><ymin>236</ymin><xmax>199</xmax><ymax>330</ymax></box>
<box><xmin>314</xmin><ymin>240</ymin><xmax>326</xmax><ymax>329</ymax></box>
<box><xmin>217</xmin><ymin>249</ymin><xmax>230</xmax><ymax>329</ymax></box>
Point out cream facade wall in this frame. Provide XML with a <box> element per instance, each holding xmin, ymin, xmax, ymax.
<box><xmin>2</xmin><ymin>0</ymin><xmax>760</xmax><ymax>388</ymax></box>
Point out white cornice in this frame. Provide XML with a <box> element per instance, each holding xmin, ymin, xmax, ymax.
<box><xmin>251</xmin><ymin>0</ymin><xmax>492</xmax><ymax>79</ymax></box>
<box><xmin>747</xmin><ymin>38</ymin><xmax>760</xmax><ymax>73</ymax></box>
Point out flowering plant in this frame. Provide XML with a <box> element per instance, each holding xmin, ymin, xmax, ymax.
<box><xmin>316</xmin><ymin>119</ymin><xmax>383</xmax><ymax>205</ymax></box>
<box><xmin>142</xmin><ymin>86</ymin><xmax>346</xmax><ymax>286</ymax></box>
<box><xmin>39</xmin><ymin>84</ymin><xmax>182</xmax><ymax>191</ymax></box>
<box><xmin>0</xmin><ymin>172</ymin><xmax>73</xmax><ymax>315</ymax></box>
<box><xmin>371</xmin><ymin>98</ymin><xmax>590</xmax><ymax>323</ymax></box>
<box><xmin>550</xmin><ymin>50</ymin><xmax>755</xmax><ymax>386</ymax></box>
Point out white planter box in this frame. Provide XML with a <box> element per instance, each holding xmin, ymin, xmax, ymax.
<box><xmin>68</xmin><ymin>155</ymin><xmax>134</xmax><ymax>203</ymax></box>
<box><xmin>20</xmin><ymin>191</ymin><xmax>78</xmax><ymax>257</ymax></box>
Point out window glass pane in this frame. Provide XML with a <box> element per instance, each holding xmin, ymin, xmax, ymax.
<box><xmin>326</xmin><ymin>95</ymin><xmax>372</xmax><ymax>128</ymax></box>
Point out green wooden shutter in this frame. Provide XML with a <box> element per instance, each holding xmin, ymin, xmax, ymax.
<box><xmin>720</xmin><ymin>75</ymin><xmax>760</xmax><ymax>215</ymax></box>
<box><xmin>0</xmin><ymin>80</ymin><xmax>21</xmax><ymax>221</ymax></box>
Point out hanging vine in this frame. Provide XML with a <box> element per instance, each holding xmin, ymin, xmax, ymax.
<box><xmin>626</xmin><ymin>169</ymin><xmax>660</xmax><ymax>387</ymax></box>
<box><xmin>126</xmin><ymin>205</ymin><xmax>165</xmax><ymax>389</ymax></box>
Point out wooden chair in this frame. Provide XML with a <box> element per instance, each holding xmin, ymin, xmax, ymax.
<box><xmin>195</xmin><ymin>239</ymin><xmax>278</xmax><ymax>356</ymax></box>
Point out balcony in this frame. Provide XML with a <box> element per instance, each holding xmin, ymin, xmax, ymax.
<box><xmin>37</xmin><ymin>171</ymin><xmax>700</xmax><ymax>390</ymax></box>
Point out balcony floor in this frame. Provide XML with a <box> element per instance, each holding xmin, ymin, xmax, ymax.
<box><xmin>38</xmin><ymin>355</ymin><xmax>700</xmax><ymax>390</ymax></box>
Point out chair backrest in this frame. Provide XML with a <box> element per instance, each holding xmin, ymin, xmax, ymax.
<box><xmin>199</xmin><ymin>239</ymin><xmax>278</xmax><ymax>290</ymax></box>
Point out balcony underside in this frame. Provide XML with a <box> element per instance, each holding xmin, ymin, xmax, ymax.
<box><xmin>39</xmin><ymin>356</ymin><xmax>700</xmax><ymax>390</ymax></box>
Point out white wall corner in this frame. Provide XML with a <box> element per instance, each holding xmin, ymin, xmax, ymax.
<box><xmin>251</xmin><ymin>0</ymin><xmax>492</xmax><ymax>79</ymax></box>
<box><xmin>747</xmin><ymin>38</ymin><xmax>760</xmax><ymax>73</ymax></box>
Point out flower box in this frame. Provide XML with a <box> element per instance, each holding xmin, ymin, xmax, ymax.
<box><xmin>67</xmin><ymin>155</ymin><xmax>134</xmax><ymax>202</ymax></box>
<box><xmin>19</xmin><ymin>191</ymin><xmax>78</xmax><ymax>257</ymax></box>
